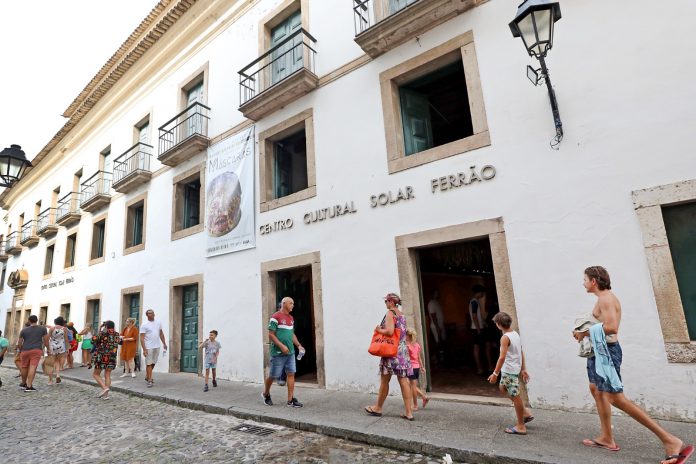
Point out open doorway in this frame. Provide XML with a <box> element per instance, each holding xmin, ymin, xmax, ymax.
<box><xmin>275</xmin><ymin>266</ymin><xmax>317</xmax><ymax>384</ymax></box>
<box><xmin>418</xmin><ymin>238</ymin><xmax>501</xmax><ymax>397</ymax></box>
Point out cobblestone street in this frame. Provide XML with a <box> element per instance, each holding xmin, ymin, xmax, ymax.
<box><xmin>0</xmin><ymin>374</ymin><xmax>449</xmax><ymax>464</ymax></box>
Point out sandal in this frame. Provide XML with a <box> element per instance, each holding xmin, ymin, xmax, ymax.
<box><xmin>422</xmin><ymin>397</ymin><xmax>430</xmax><ymax>408</ymax></box>
<box><xmin>400</xmin><ymin>414</ymin><xmax>415</xmax><ymax>421</ymax></box>
<box><xmin>505</xmin><ymin>426</ymin><xmax>527</xmax><ymax>435</ymax></box>
<box><xmin>364</xmin><ymin>406</ymin><xmax>382</xmax><ymax>417</ymax></box>
<box><xmin>582</xmin><ymin>439</ymin><xmax>620</xmax><ymax>452</ymax></box>
<box><xmin>663</xmin><ymin>444</ymin><xmax>694</xmax><ymax>464</ymax></box>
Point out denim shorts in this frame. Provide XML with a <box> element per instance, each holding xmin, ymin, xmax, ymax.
<box><xmin>587</xmin><ymin>342</ymin><xmax>623</xmax><ymax>393</ymax></box>
<box><xmin>269</xmin><ymin>354</ymin><xmax>296</xmax><ymax>379</ymax></box>
<box><xmin>205</xmin><ymin>362</ymin><xmax>217</xmax><ymax>369</ymax></box>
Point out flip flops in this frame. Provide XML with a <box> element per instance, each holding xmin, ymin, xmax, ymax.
<box><xmin>524</xmin><ymin>415</ymin><xmax>534</xmax><ymax>424</ymax></box>
<box><xmin>422</xmin><ymin>397</ymin><xmax>430</xmax><ymax>408</ymax></box>
<box><xmin>663</xmin><ymin>444</ymin><xmax>694</xmax><ymax>464</ymax></box>
<box><xmin>400</xmin><ymin>414</ymin><xmax>415</xmax><ymax>421</ymax></box>
<box><xmin>364</xmin><ymin>406</ymin><xmax>382</xmax><ymax>417</ymax></box>
<box><xmin>582</xmin><ymin>439</ymin><xmax>621</xmax><ymax>452</ymax></box>
<box><xmin>505</xmin><ymin>426</ymin><xmax>527</xmax><ymax>435</ymax></box>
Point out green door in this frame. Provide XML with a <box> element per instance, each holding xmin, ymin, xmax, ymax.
<box><xmin>270</xmin><ymin>10</ymin><xmax>302</xmax><ymax>85</ymax></box>
<box><xmin>181</xmin><ymin>285</ymin><xmax>199</xmax><ymax>373</ymax></box>
<box><xmin>663</xmin><ymin>203</ymin><xmax>696</xmax><ymax>340</ymax></box>
<box><xmin>400</xmin><ymin>88</ymin><xmax>434</xmax><ymax>156</ymax></box>
<box><xmin>129</xmin><ymin>294</ymin><xmax>140</xmax><ymax>327</ymax></box>
<box><xmin>91</xmin><ymin>300</ymin><xmax>101</xmax><ymax>334</ymax></box>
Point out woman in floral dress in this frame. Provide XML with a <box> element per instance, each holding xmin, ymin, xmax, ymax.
<box><xmin>91</xmin><ymin>320</ymin><xmax>120</xmax><ymax>400</ymax></box>
<box><xmin>364</xmin><ymin>293</ymin><xmax>414</xmax><ymax>420</ymax></box>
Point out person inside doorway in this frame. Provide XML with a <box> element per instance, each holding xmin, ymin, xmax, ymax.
<box><xmin>427</xmin><ymin>290</ymin><xmax>446</xmax><ymax>364</ymax></box>
<box><xmin>18</xmin><ymin>315</ymin><xmax>48</xmax><ymax>392</ymax></box>
<box><xmin>262</xmin><ymin>297</ymin><xmax>305</xmax><ymax>408</ymax></box>
<box><xmin>470</xmin><ymin>285</ymin><xmax>494</xmax><ymax>376</ymax></box>
<box><xmin>139</xmin><ymin>309</ymin><xmax>167</xmax><ymax>388</ymax></box>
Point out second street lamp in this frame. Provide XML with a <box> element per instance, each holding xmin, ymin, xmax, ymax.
<box><xmin>509</xmin><ymin>0</ymin><xmax>563</xmax><ymax>148</ymax></box>
<box><xmin>0</xmin><ymin>144</ymin><xmax>32</xmax><ymax>188</ymax></box>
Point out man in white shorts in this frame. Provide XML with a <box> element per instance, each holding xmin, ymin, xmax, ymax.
<box><xmin>139</xmin><ymin>309</ymin><xmax>167</xmax><ymax>388</ymax></box>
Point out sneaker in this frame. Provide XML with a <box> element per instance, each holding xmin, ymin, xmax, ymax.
<box><xmin>24</xmin><ymin>386</ymin><xmax>38</xmax><ymax>392</ymax></box>
<box><xmin>147</xmin><ymin>381</ymin><xmax>154</xmax><ymax>388</ymax></box>
<box><xmin>131</xmin><ymin>373</ymin><xmax>136</xmax><ymax>378</ymax></box>
<box><xmin>120</xmin><ymin>373</ymin><xmax>129</xmax><ymax>378</ymax></box>
<box><xmin>287</xmin><ymin>397</ymin><xmax>303</xmax><ymax>408</ymax></box>
<box><xmin>204</xmin><ymin>384</ymin><xmax>209</xmax><ymax>392</ymax></box>
<box><xmin>19</xmin><ymin>383</ymin><xmax>27</xmax><ymax>390</ymax></box>
<box><xmin>262</xmin><ymin>393</ymin><xmax>273</xmax><ymax>406</ymax></box>
<box><xmin>212</xmin><ymin>379</ymin><xmax>217</xmax><ymax>388</ymax></box>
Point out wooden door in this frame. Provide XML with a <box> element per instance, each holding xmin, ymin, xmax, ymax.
<box><xmin>270</xmin><ymin>11</ymin><xmax>302</xmax><ymax>85</ymax></box>
<box><xmin>180</xmin><ymin>285</ymin><xmax>199</xmax><ymax>373</ymax></box>
<box><xmin>400</xmin><ymin>88</ymin><xmax>434</xmax><ymax>156</ymax></box>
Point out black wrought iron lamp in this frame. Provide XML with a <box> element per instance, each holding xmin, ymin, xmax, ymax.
<box><xmin>0</xmin><ymin>144</ymin><xmax>32</xmax><ymax>188</ymax></box>
<box><xmin>509</xmin><ymin>0</ymin><xmax>563</xmax><ymax>148</ymax></box>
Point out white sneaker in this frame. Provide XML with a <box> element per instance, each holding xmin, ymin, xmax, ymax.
<box><xmin>120</xmin><ymin>373</ymin><xmax>129</xmax><ymax>378</ymax></box>
<box><xmin>131</xmin><ymin>373</ymin><xmax>136</xmax><ymax>378</ymax></box>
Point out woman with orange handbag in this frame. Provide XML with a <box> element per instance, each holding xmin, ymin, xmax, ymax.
<box><xmin>365</xmin><ymin>293</ymin><xmax>414</xmax><ymax>420</ymax></box>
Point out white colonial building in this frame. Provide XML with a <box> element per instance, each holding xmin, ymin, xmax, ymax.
<box><xmin>1</xmin><ymin>0</ymin><xmax>695</xmax><ymax>420</ymax></box>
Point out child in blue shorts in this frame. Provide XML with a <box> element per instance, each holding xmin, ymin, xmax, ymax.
<box><xmin>199</xmin><ymin>330</ymin><xmax>221</xmax><ymax>392</ymax></box>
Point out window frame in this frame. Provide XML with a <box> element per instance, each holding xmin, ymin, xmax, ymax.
<box><xmin>89</xmin><ymin>214</ymin><xmax>107</xmax><ymax>265</ymax></box>
<box><xmin>259</xmin><ymin>108</ymin><xmax>317</xmax><ymax>212</ymax></box>
<box><xmin>64</xmin><ymin>231</ymin><xmax>78</xmax><ymax>271</ymax></box>
<box><xmin>379</xmin><ymin>31</ymin><xmax>490</xmax><ymax>174</ymax></box>
<box><xmin>124</xmin><ymin>193</ymin><xmax>147</xmax><ymax>255</ymax></box>
<box><xmin>44</xmin><ymin>242</ymin><xmax>55</xmax><ymax>278</ymax></box>
<box><xmin>171</xmin><ymin>164</ymin><xmax>205</xmax><ymax>241</ymax></box>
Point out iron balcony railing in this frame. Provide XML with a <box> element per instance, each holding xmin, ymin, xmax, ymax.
<box><xmin>353</xmin><ymin>0</ymin><xmax>419</xmax><ymax>34</ymax></box>
<box><xmin>239</xmin><ymin>28</ymin><xmax>317</xmax><ymax>106</ymax></box>
<box><xmin>81</xmin><ymin>171</ymin><xmax>112</xmax><ymax>205</ymax></box>
<box><xmin>158</xmin><ymin>102</ymin><xmax>210</xmax><ymax>156</ymax></box>
<box><xmin>113</xmin><ymin>142</ymin><xmax>153</xmax><ymax>184</ymax></box>
<box><xmin>37</xmin><ymin>207</ymin><xmax>57</xmax><ymax>233</ymax></box>
<box><xmin>21</xmin><ymin>220</ymin><xmax>37</xmax><ymax>242</ymax></box>
<box><xmin>57</xmin><ymin>192</ymin><xmax>80</xmax><ymax>220</ymax></box>
<box><xmin>5</xmin><ymin>232</ymin><xmax>18</xmax><ymax>252</ymax></box>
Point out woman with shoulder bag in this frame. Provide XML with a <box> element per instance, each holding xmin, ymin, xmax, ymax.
<box><xmin>365</xmin><ymin>293</ymin><xmax>414</xmax><ymax>420</ymax></box>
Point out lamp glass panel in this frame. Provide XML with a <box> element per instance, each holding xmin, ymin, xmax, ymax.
<box><xmin>517</xmin><ymin>14</ymin><xmax>537</xmax><ymax>53</ymax></box>
<box><xmin>7</xmin><ymin>158</ymin><xmax>22</xmax><ymax>179</ymax></box>
<box><xmin>0</xmin><ymin>156</ymin><xmax>8</xmax><ymax>177</ymax></box>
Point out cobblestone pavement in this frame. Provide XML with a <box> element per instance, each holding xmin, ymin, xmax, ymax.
<box><xmin>0</xmin><ymin>375</ymin><xmax>453</xmax><ymax>464</ymax></box>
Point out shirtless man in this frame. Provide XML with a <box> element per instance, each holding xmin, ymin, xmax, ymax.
<box><xmin>573</xmin><ymin>266</ymin><xmax>693</xmax><ymax>464</ymax></box>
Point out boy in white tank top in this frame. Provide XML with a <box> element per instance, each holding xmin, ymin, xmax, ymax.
<box><xmin>488</xmin><ymin>312</ymin><xmax>534</xmax><ymax>435</ymax></box>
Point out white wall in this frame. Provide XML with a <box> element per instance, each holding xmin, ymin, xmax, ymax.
<box><xmin>2</xmin><ymin>0</ymin><xmax>696</xmax><ymax>419</ymax></box>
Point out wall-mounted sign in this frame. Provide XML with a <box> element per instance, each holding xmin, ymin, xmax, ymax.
<box><xmin>41</xmin><ymin>276</ymin><xmax>75</xmax><ymax>291</ymax></box>
<box><xmin>304</xmin><ymin>202</ymin><xmax>357</xmax><ymax>225</ymax></box>
<box><xmin>370</xmin><ymin>186</ymin><xmax>414</xmax><ymax>208</ymax></box>
<box><xmin>259</xmin><ymin>218</ymin><xmax>294</xmax><ymax>235</ymax></box>
<box><xmin>430</xmin><ymin>165</ymin><xmax>496</xmax><ymax>194</ymax></box>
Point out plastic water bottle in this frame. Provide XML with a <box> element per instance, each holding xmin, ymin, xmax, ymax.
<box><xmin>296</xmin><ymin>348</ymin><xmax>305</xmax><ymax>361</ymax></box>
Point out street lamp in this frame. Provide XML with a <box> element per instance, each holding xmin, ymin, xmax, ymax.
<box><xmin>509</xmin><ymin>0</ymin><xmax>563</xmax><ymax>148</ymax></box>
<box><xmin>0</xmin><ymin>144</ymin><xmax>32</xmax><ymax>188</ymax></box>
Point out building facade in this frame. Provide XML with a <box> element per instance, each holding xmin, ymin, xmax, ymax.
<box><xmin>1</xmin><ymin>0</ymin><xmax>695</xmax><ymax>420</ymax></box>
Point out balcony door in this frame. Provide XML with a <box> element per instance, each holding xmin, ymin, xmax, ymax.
<box><xmin>270</xmin><ymin>10</ymin><xmax>302</xmax><ymax>85</ymax></box>
<box><xmin>138</xmin><ymin>122</ymin><xmax>150</xmax><ymax>170</ymax></box>
<box><xmin>184</xmin><ymin>82</ymin><xmax>204</xmax><ymax>139</ymax></box>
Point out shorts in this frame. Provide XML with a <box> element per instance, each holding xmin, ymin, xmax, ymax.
<box><xmin>205</xmin><ymin>362</ymin><xmax>217</xmax><ymax>369</ymax></box>
<box><xmin>81</xmin><ymin>340</ymin><xmax>93</xmax><ymax>350</ymax></box>
<box><xmin>145</xmin><ymin>347</ymin><xmax>160</xmax><ymax>366</ymax></box>
<box><xmin>269</xmin><ymin>354</ymin><xmax>296</xmax><ymax>379</ymax></box>
<box><xmin>408</xmin><ymin>367</ymin><xmax>420</xmax><ymax>381</ymax></box>
<box><xmin>500</xmin><ymin>372</ymin><xmax>520</xmax><ymax>397</ymax></box>
<box><xmin>20</xmin><ymin>349</ymin><xmax>43</xmax><ymax>368</ymax></box>
<box><xmin>587</xmin><ymin>342</ymin><xmax>623</xmax><ymax>393</ymax></box>
<box><xmin>470</xmin><ymin>329</ymin><xmax>487</xmax><ymax>346</ymax></box>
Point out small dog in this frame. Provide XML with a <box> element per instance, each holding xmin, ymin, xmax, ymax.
<box><xmin>42</xmin><ymin>355</ymin><xmax>55</xmax><ymax>379</ymax></box>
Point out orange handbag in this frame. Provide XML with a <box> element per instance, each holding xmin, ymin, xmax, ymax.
<box><xmin>368</xmin><ymin>317</ymin><xmax>401</xmax><ymax>358</ymax></box>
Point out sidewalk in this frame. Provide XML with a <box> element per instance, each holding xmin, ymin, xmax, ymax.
<box><xmin>3</xmin><ymin>365</ymin><xmax>694</xmax><ymax>464</ymax></box>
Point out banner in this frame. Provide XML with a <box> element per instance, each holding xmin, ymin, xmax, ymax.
<box><xmin>205</xmin><ymin>125</ymin><xmax>256</xmax><ymax>257</ymax></box>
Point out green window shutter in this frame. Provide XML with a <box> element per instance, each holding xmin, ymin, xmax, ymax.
<box><xmin>133</xmin><ymin>207</ymin><xmax>143</xmax><ymax>246</ymax></box>
<box><xmin>183</xmin><ymin>182</ymin><xmax>200</xmax><ymax>229</ymax></box>
<box><xmin>400</xmin><ymin>88</ymin><xmax>434</xmax><ymax>156</ymax></box>
<box><xmin>270</xmin><ymin>10</ymin><xmax>303</xmax><ymax>85</ymax></box>
<box><xmin>129</xmin><ymin>294</ymin><xmax>140</xmax><ymax>327</ymax></box>
<box><xmin>91</xmin><ymin>301</ymin><xmax>100</xmax><ymax>334</ymax></box>
<box><xmin>97</xmin><ymin>223</ymin><xmax>105</xmax><ymax>258</ymax></box>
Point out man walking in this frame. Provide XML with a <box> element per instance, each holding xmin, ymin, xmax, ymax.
<box><xmin>17</xmin><ymin>315</ymin><xmax>48</xmax><ymax>392</ymax></box>
<box><xmin>139</xmin><ymin>309</ymin><xmax>167</xmax><ymax>388</ymax></box>
<box><xmin>0</xmin><ymin>329</ymin><xmax>9</xmax><ymax>387</ymax></box>
<box><xmin>262</xmin><ymin>297</ymin><xmax>304</xmax><ymax>408</ymax></box>
<box><xmin>574</xmin><ymin>266</ymin><xmax>693</xmax><ymax>464</ymax></box>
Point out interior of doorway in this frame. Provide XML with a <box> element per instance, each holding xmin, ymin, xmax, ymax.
<box><xmin>418</xmin><ymin>237</ymin><xmax>501</xmax><ymax>397</ymax></box>
<box><xmin>275</xmin><ymin>266</ymin><xmax>317</xmax><ymax>384</ymax></box>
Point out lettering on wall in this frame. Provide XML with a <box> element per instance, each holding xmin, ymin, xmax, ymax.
<box><xmin>259</xmin><ymin>218</ymin><xmax>294</xmax><ymax>235</ymax></box>
<box><xmin>370</xmin><ymin>186</ymin><xmax>414</xmax><ymax>208</ymax></box>
<box><xmin>304</xmin><ymin>202</ymin><xmax>357</xmax><ymax>225</ymax></box>
<box><xmin>430</xmin><ymin>165</ymin><xmax>496</xmax><ymax>194</ymax></box>
<box><xmin>41</xmin><ymin>276</ymin><xmax>75</xmax><ymax>291</ymax></box>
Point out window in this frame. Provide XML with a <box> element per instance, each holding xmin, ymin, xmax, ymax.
<box><xmin>125</xmin><ymin>200</ymin><xmax>145</xmax><ymax>251</ymax></box>
<box><xmin>86</xmin><ymin>299</ymin><xmax>101</xmax><ymax>334</ymax></box>
<box><xmin>663</xmin><ymin>202</ymin><xmax>696</xmax><ymax>340</ymax></box>
<box><xmin>65</xmin><ymin>233</ymin><xmax>77</xmax><ymax>269</ymax></box>
<box><xmin>0</xmin><ymin>264</ymin><xmax>5</xmax><ymax>292</ymax></box>
<box><xmin>172</xmin><ymin>166</ymin><xmax>204</xmax><ymax>240</ymax></box>
<box><xmin>60</xmin><ymin>303</ymin><xmax>71</xmax><ymax>322</ymax></box>
<box><xmin>91</xmin><ymin>219</ymin><xmax>106</xmax><ymax>262</ymax></box>
<box><xmin>380</xmin><ymin>31</ymin><xmax>490</xmax><ymax>173</ymax></box>
<box><xmin>135</xmin><ymin>117</ymin><xmax>150</xmax><ymax>144</ymax></box>
<box><xmin>39</xmin><ymin>306</ymin><xmax>47</xmax><ymax>325</ymax></box>
<box><xmin>259</xmin><ymin>109</ymin><xmax>316</xmax><ymax>212</ymax></box>
<box><xmin>100</xmin><ymin>146</ymin><xmax>112</xmax><ymax>173</ymax></box>
<box><xmin>44</xmin><ymin>244</ymin><xmax>55</xmax><ymax>276</ymax></box>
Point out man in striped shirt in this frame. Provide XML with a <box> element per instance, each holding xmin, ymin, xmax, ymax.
<box><xmin>262</xmin><ymin>297</ymin><xmax>305</xmax><ymax>408</ymax></box>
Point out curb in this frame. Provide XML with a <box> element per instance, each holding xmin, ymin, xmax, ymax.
<box><xmin>2</xmin><ymin>366</ymin><xmax>549</xmax><ymax>464</ymax></box>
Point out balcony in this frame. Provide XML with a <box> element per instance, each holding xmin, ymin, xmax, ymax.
<box><xmin>353</xmin><ymin>0</ymin><xmax>484</xmax><ymax>58</ymax></box>
<box><xmin>20</xmin><ymin>220</ymin><xmax>39</xmax><ymax>247</ymax></box>
<box><xmin>112</xmin><ymin>143</ymin><xmax>153</xmax><ymax>193</ymax></box>
<box><xmin>56</xmin><ymin>192</ymin><xmax>81</xmax><ymax>227</ymax></box>
<box><xmin>5</xmin><ymin>232</ymin><xmax>21</xmax><ymax>255</ymax></box>
<box><xmin>158</xmin><ymin>102</ymin><xmax>210</xmax><ymax>167</ymax></box>
<box><xmin>238</xmin><ymin>28</ymin><xmax>318</xmax><ymax>120</ymax></box>
<box><xmin>80</xmin><ymin>171</ymin><xmax>112</xmax><ymax>213</ymax></box>
<box><xmin>37</xmin><ymin>207</ymin><xmax>59</xmax><ymax>238</ymax></box>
